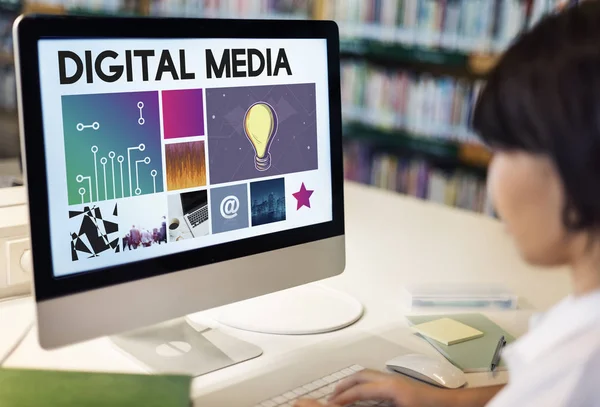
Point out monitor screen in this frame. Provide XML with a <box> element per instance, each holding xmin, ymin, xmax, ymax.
<box><xmin>36</xmin><ymin>38</ymin><xmax>333</xmax><ymax>278</ymax></box>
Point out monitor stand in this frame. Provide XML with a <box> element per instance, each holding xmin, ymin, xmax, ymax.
<box><xmin>110</xmin><ymin>284</ymin><xmax>363</xmax><ymax>377</ymax></box>
<box><xmin>213</xmin><ymin>284</ymin><xmax>364</xmax><ymax>335</ymax></box>
<box><xmin>110</xmin><ymin>318</ymin><xmax>262</xmax><ymax>377</ymax></box>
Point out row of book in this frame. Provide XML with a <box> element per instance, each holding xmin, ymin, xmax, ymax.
<box><xmin>0</xmin><ymin>13</ymin><xmax>16</xmax><ymax>112</ymax></box>
<box><xmin>25</xmin><ymin>0</ymin><xmax>136</xmax><ymax>12</ymax></box>
<box><xmin>323</xmin><ymin>0</ymin><xmax>526</xmax><ymax>53</ymax></box>
<box><xmin>0</xmin><ymin>14</ymin><xmax>12</xmax><ymax>53</ymax></box>
<box><xmin>0</xmin><ymin>66</ymin><xmax>16</xmax><ymax>111</ymax></box>
<box><xmin>344</xmin><ymin>140</ymin><xmax>493</xmax><ymax>215</ymax></box>
<box><xmin>324</xmin><ymin>0</ymin><xmax>582</xmax><ymax>53</ymax></box>
<box><xmin>149</xmin><ymin>0</ymin><xmax>310</xmax><ymax>18</ymax></box>
<box><xmin>341</xmin><ymin>60</ymin><xmax>483</xmax><ymax>144</ymax></box>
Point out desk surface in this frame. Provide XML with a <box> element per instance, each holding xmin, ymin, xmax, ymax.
<box><xmin>0</xmin><ymin>182</ymin><xmax>572</xmax><ymax>403</ymax></box>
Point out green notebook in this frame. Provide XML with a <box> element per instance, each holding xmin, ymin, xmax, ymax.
<box><xmin>0</xmin><ymin>368</ymin><xmax>192</xmax><ymax>407</ymax></box>
<box><xmin>406</xmin><ymin>314</ymin><xmax>516</xmax><ymax>373</ymax></box>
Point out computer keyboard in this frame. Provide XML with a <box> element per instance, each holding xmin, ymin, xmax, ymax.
<box><xmin>253</xmin><ymin>365</ymin><xmax>393</xmax><ymax>407</ymax></box>
<box><xmin>188</xmin><ymin>205</ymin><xmax>209</xmax><ymax>226</ymax></box>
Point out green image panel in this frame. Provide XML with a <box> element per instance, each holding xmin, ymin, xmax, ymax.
<box><xmin>62</xmin><ymin>91</ymin><xmax>163</xmax><ymax>206</ymax></box>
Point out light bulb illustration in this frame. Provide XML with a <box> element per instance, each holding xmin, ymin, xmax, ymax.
<box><xmin>243</xmin><ymin>102</ymin><xmax>278</xmax><ymax>171</ymax></box>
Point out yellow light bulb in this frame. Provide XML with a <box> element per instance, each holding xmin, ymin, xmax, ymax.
<box><xmin>243</xmin><ymin>102</ymin><xmax>278</xmax><ymax>171</ymax></box>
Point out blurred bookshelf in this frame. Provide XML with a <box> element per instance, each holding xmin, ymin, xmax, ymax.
<box><xmin>320</xmin><ymin>0</ymin><xmax>583</xmax><ymax>215</ymax></box>
<box><xmin>344</xmin><ymin>122</ymin><xmax>491</xmax><ymax>170</ymax></box>
<box><xmin>0</xmin><ymin>0</ymin><xmax>17</xmax><ymax>160</ymax></box>
<box><xmin>149</xmin><ymin>0</ymin><xmax>311</xmax><ymax>18</ymax></box>
<box><xmin>0</xmin><ymin>0</ymin><xmax>147</xmax><ymax>161</ymax></box>
<box><xmin>340</xmin><ymin>39</ymin><xmax>499</xmax><ymax>78</ymax></box>
<box><xmin>344</xmin><ymin>139</ymin><xmax>493</xmax><ymax>215</ymax></box>
<box><xmin>0</xmin><ymin>0</ymin><xmax>583</xmax><ymax>208</ymax></box>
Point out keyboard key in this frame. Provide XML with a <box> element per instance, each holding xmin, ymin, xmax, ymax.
<box><xmin>303</xmin><ymin>383</ymin><xmax>319</xmax><ymax>392</ymax></box>
<box><xmin>260</xmin><ymin>366</ymin><xmax>368</xmax><ymax>407</ymax></box>
<box><xmin>322</xmin><ymin>375</ymin><xmax>338</xmax><ymax>384</ymax></box>
<box><xmin>323</xmin><ymin>384</ymin><xmax>337</xmax><ymax>394</ymax></box>
<box><xmin>283</xmin><ymin>392</ymin><xmax>297</xmax><ymax>401</ymax></box>
<box><xmin>342</xmin><ymin>368</ymin><xmax>356</xmax><ymax>376</ymax></box>
<box><xmin>308</xmin><ymin>389</ymin><xmax>326</xmax><ymax>398</ymax></box>
<box><xmin>292</xmin><ymin>388</ymin><xmax>308</xmax><ymax>396</ymax></box>
<box><xmin>272</xmin><ymin>396</ymin><xmax>288</xmax><ymax>404</ymax></box>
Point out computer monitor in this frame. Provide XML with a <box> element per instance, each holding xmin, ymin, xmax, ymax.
<box><xmin>14</xmin><ymin>15</ymin><xmax>346</xmax><ymax>367</ymax></box>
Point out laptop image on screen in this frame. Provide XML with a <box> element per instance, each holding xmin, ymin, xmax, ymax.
<box><xmin>181</xmin><ymin>190</ymin><xmax>209</xmax><ymax>237</ymax></box>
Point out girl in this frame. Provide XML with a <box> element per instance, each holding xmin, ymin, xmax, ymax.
<box><xmin>297</xmin><ymin>2</ymin><xmax>600</xmax><ymax>406</ymax></box>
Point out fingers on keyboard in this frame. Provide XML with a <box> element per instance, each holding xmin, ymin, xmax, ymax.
<box><xmin>255</xmin><ymin>365</ymin><xmax>367</xmax><ymax>407</ymax></box>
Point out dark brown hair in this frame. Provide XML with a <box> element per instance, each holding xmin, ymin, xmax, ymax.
<box><xmin>473</xmin><ymin>1</ymin><xmax>600</xmax><ymax>230</ymax></box>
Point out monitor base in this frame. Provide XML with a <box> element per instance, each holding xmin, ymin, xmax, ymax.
<box><xmin>110</xmin><ymin>318</ymin><xmax>262</xmax><ymax>377</ymax></box>
<box><xmin>214</xmin><ymin>284</ymin><xmax>364</xmax><ymax>335</ymax></box>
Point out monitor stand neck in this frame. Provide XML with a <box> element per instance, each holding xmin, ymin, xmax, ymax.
<box><xmin>110</xmin><ymin>318</ymin><xmax>262</xmax><ymax>377</ymax></box>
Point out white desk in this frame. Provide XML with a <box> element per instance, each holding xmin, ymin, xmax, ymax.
<box><xmin>0</xmin><ymin>182</ymin><xmax>572</xmax><ymax>405</ymax></box>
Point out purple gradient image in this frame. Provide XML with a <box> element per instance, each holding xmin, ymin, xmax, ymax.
<box><xmin>162</xmin><ymin>89</ymin><xmax>205</xmax><ymax>139</ymax></box>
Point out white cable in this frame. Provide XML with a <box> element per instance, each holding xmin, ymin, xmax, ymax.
<box><xmin>0</xmin><ymin>321</ymin><xmax>33</xmax><ymax>367</ymax></box>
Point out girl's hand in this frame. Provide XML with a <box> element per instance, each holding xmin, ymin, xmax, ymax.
<box><xmin>294</xmin><ymin>369</ymin><xmax>446</xmax><ymax>407</ymax></box>
<box><xmin>294</xmin><ymin>400</ymin><xmax>336</xmax><ymax>407</ymax></box>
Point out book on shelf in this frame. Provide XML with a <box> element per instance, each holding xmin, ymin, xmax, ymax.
<box><xmin>16</xmin><ymin>0</ymin><xmax>313</xmax><ymax>17</ymax></box>
<box><xmin>344</xmin><ymin>140</ymin><xmax>493</xmax><ymax>215</ymax></box>
<box><xmin>330</xmin><ymin>0</ymin><xmax>585</xmax><ymax>53</ymax></box>
<box><xmin>325</xmin><ymin>0</ymin><xmax>531</xmax><ymax>53</ymax></box>
<box><xmin>25</xmin><ymin>0</ymin><xmax>133</xmax><ymax>13</ymax></box>
<box><xmin>150</xmin><ymin>0</ymin><xmax>311</xmax><ymax>19</ymax></box>
<box><xmin>0</xmin><ymin>14</ymin><xmax>16</xmax><ymax>111</ymax></box>
<box><xmin>0</xmin><ymin>66</ymin><xmax>16</xmax><ymax>111</ymax></box>
<box><xmin>341</xmin><ymin>60</ymin><xmax>484</xmax><ymax>145</ymax></box>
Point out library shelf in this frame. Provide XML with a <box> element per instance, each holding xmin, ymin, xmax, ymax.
<box><xmin>67</xmin><ymin>7</ymin><xmax>141</xmax><ymax>16</ymax></box>
<box><xmin>340</xmin><ymin>39</ymin><xmax>499</xmax><ymax>76</ymax></box>
<box><xmin>469</xmin><ymin>53</ymin><xmax>500</xmax><ymax>75</ymax></box>
<box><xmin>22</xmin><ymin>3</ymin><xmax>144</xmax><ymax>16</ymax></box>
<box><xmin>343</xmin><ymin>121</ymin><xmax>491</xmax><ymax>171</ymax></box>
<box><xmin>22</xmin><ymin>2</ymin><xmax>64</xmax><ymax>14</ymax></box>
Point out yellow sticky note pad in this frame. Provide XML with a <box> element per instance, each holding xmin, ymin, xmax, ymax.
<box><xmin>412</xmin><ymin>318</ymin><xmax>484</xmax><ymax>345</ymax></box>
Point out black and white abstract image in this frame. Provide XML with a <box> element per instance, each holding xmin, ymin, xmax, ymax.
<box><xmin>69</xmin><ymin>203</ymin><xmax>120</xmax><ymax>261</ymax></box>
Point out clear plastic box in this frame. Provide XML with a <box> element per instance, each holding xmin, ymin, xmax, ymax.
<box><xmin>403</xmin><ymin>283</ymin><xmax>518</xmax><ymax>310</ymax></box>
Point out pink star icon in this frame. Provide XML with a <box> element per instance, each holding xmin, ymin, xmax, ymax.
<box><xmin>292</xmin><ymin>182</ymin><xmax>314</xmax><ymax>210</ymax></box>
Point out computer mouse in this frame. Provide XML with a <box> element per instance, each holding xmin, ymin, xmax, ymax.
<box><xmin>385</xmin><ymin>354</ymin><xmax>467</xmax><ymax>389</ymax></box>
